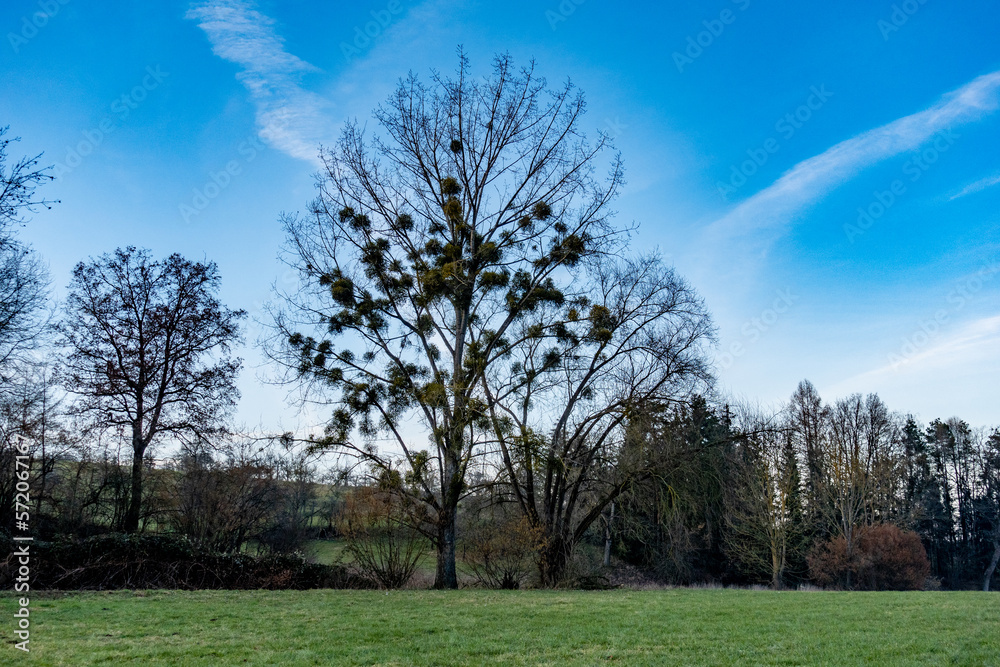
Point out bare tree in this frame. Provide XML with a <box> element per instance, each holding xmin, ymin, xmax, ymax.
<box><xmin>269</xmin><ymin>53</ymin><xmax>625</xmax><ymax>588</ymax></box>
<box><xmin>58</xmin><ymin>247</ymin><xmax>244</xmax><ymax>532</ymax></box>
<box><xmin>0</xmin><ymin>361</ymin><xmax>72</xmax><ymax>535</ymax></box>
<box><xmin>725</xmin><ymin>408</ymin><xmax>806</xmax><ymax>589</ymax></box>
<box><xmin>0</xmin><ymin>126</ymin><xmax>56</xmax><ymax>233</ymax></box>
<box><xmin>981</xmin><ymin>429</ymin><xmax>1000</xmax><ymax>591</ymax></box>
<box><xmin>482</xmin><ymin>255</ymin><xmax>713</xmax><ymax>584</ymax></box>
<box><xmin>819</xmin><ymin>393</ymin><xmax>896</xmax><ymax>587</ymax></box>
<box><xmin>824</xmin><ymin>395</ymin><xmax>870</xmax><ymax>588</ymax></box>
<box><xmin>0</xmin><ymin>127</ymin><xmax>55</xmax><ymax>378</ymax></box>
<box><xmin>787</xmin><ymin>380</ymin><xmax>827</xmax><ymax>531</ymax></box>
<box><xmin>0</xmin><ymin>248</ymin><xmax>50</xmax><ymax>374</ymax></box>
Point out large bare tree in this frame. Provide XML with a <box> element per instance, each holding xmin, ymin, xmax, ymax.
<box><xmin>270</xmin><ymin>53</ymin><xmax>626</xmax><ymax>588</ymax></box>
<box><xmin>59</xmin><ymin>247</ymin><xmax>244</xmax><ymax>532</ymax></box>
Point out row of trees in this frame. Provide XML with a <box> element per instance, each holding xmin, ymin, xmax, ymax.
<box><xmin>1</xmin><ymin>54</ymin><xmax>998</xmax><ymax>591</ymax></box>
<box><xmin>609</xmin><ymin>386</ymin><xmax>1000</xmax><ymax>591</ymax></box>
<box><xmin>0</xmin><ymin>404</ymin><xmax>330</xmax><ymax>557</ymax></box>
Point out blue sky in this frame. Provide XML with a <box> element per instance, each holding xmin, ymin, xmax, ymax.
<box><xmin>2</xmin><ymin>0</ymin><xmax>999</xmax><ymax>430</ymax></box>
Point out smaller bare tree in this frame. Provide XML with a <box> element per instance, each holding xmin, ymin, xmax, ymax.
<box><xmin>59</xmin><ymin>247</ymin><xmax>244</xmax><ymax>532</ymax></box>
<box><xmin>483</xmin><ymin>255</ymin><xmax>714</xmax><ymax>585</ymax></box>
<box><xmin>725</xmin><ymin>409</ymin><xmax>805</xmax><ymax>589</ymax></box>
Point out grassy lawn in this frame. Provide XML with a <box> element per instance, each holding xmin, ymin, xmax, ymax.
<box><xmin>302</xmin><ymin>539</ymin><xmax>352</xmax><ymax>565</ymax></box>
<box><xmin>1</xmin><ymin>589</ymin><xmax>996</xmax><ymax>665</ymax></box>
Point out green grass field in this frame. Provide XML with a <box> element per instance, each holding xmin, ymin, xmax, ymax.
<box><xmin>2</xmin><ymin>589</ymin><xmax>997</xmax><ymax>665</ymax></box>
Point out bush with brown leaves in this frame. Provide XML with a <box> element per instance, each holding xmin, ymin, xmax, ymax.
<box><xmin>808</xmin><ymin>523</ymin><xmax>930</xmax><ymax>590</ymax></box>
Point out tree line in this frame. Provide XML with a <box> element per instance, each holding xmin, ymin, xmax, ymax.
<box><xmin>609</xmin><ymin>387</ymin><xmax>1000</xmax><ymax>591</ymax></box>
<box><xmin>0</xmin><ymin>54</ymin><xmax>998</xmax><ymax>592</ymax></box>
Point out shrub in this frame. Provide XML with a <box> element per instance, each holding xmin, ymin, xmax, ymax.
<box><xmin>169</xmin><ymin>459</ymin><xmax>281</xmax><ymax>554</ymax></box>
<box><xmin>808</xmin><ymin>536</ymin><xmax>851</xmax><ymax>589</ymax></box>
<box><xmin>854</xmin><ymin>523</ymin><xmax>931</xmax><ymax>591</ymax></box>
<box><xmin>808</xmin><ymin>523</ymin><xmax>930</xmax><ymax>590</ymax></box>
<box><xmin>463</xmin><ymin>514</ymin><xmax>543</xmax><ymax>589</ymax></box>
<box><xmin>338</xmin><ymin>487</ymin><xmax>425</xmax><ymax>589</ymax></box>
<box><xmin>0</xmin><ymin>533</ymin><xmax>372</xmax><ymax>590</ymax></box>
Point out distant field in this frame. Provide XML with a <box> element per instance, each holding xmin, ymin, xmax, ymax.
<box><xmin>302</xmin><ymin>539</ymin><xmax>477</xmax><ymax>587</ymax></box>
<box><xmin>2</xmin><ymin>589</ymin><xmax>997</xmax><ymax>665</ymax></box>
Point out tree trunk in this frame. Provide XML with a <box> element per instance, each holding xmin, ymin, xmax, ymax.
<box><xmin>124</xmin><ymin>438</ymin><xmax>144</xmax><ymax>533</ymax></box>
<box><xmin>433</xmin><ymin>450</ymin><xmax>461</xmax><ymax>589</ymax></box>
<box><xmin>603</xmin><ymin>502</ymin><xmax>615</xmax><ymax>567</ymax></box>
<box><xmin>434</xmin><ymin>506</ymin><xmax>458</xmax><ymax>589</ymax></box>
<box><xmin>984</xmin><ymin>542</ymin><xmax>1000</xmax><ymax>592</ymax></box>
<box><xmin>539</xmin><ymin>534</ymin><xmax>571</xmax><ymax>587</ymax></box>
<box><xmin>771</xmin><ymin>537</ymin><xmax>783</xmax><ymax>590</ymax></box>
<box><xmin>844</xmin><ymin>524</ymin><xmax>854</xmax><ymax>590</ymax></box>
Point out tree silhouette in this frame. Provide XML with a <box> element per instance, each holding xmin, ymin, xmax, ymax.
<box><xmin>59</xmin><ymin>247</ymin><xmax>244</xmax><ymax>532</ymax></box>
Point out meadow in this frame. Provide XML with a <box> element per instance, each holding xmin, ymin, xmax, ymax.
<box><xmin>2</xmin><ymin>589</ymin><xmax>997</xmax><ymax>665</ymax></box>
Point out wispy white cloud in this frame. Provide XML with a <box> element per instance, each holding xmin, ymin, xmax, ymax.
<box><xmin>950</xmin><ymin>171</ymin><xmax>1000</xmax><ymax>200</ymax></box>
<box><xmin>186</xmin><ymin>0</ymin><xmax>463</xmax><ymax>167</ymax></box>
<box><xmin>832</xmin><ymin>314</ymin><xmax>1000</xmax><ymax>391</ymax></box>
<box><xmin>707</xmin><ymin>70</ymin><xmax>1000</xmax><ymax>240</ymax></box>
<box><xmin>813</xmin><ymin>314</ymin><xmax>1000</xmax><ymax>425</ymax></box>
<box><xmin>186</xmin><ymin>0</ymin><xmax>334</xmax><ymax>165</ymax></box>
